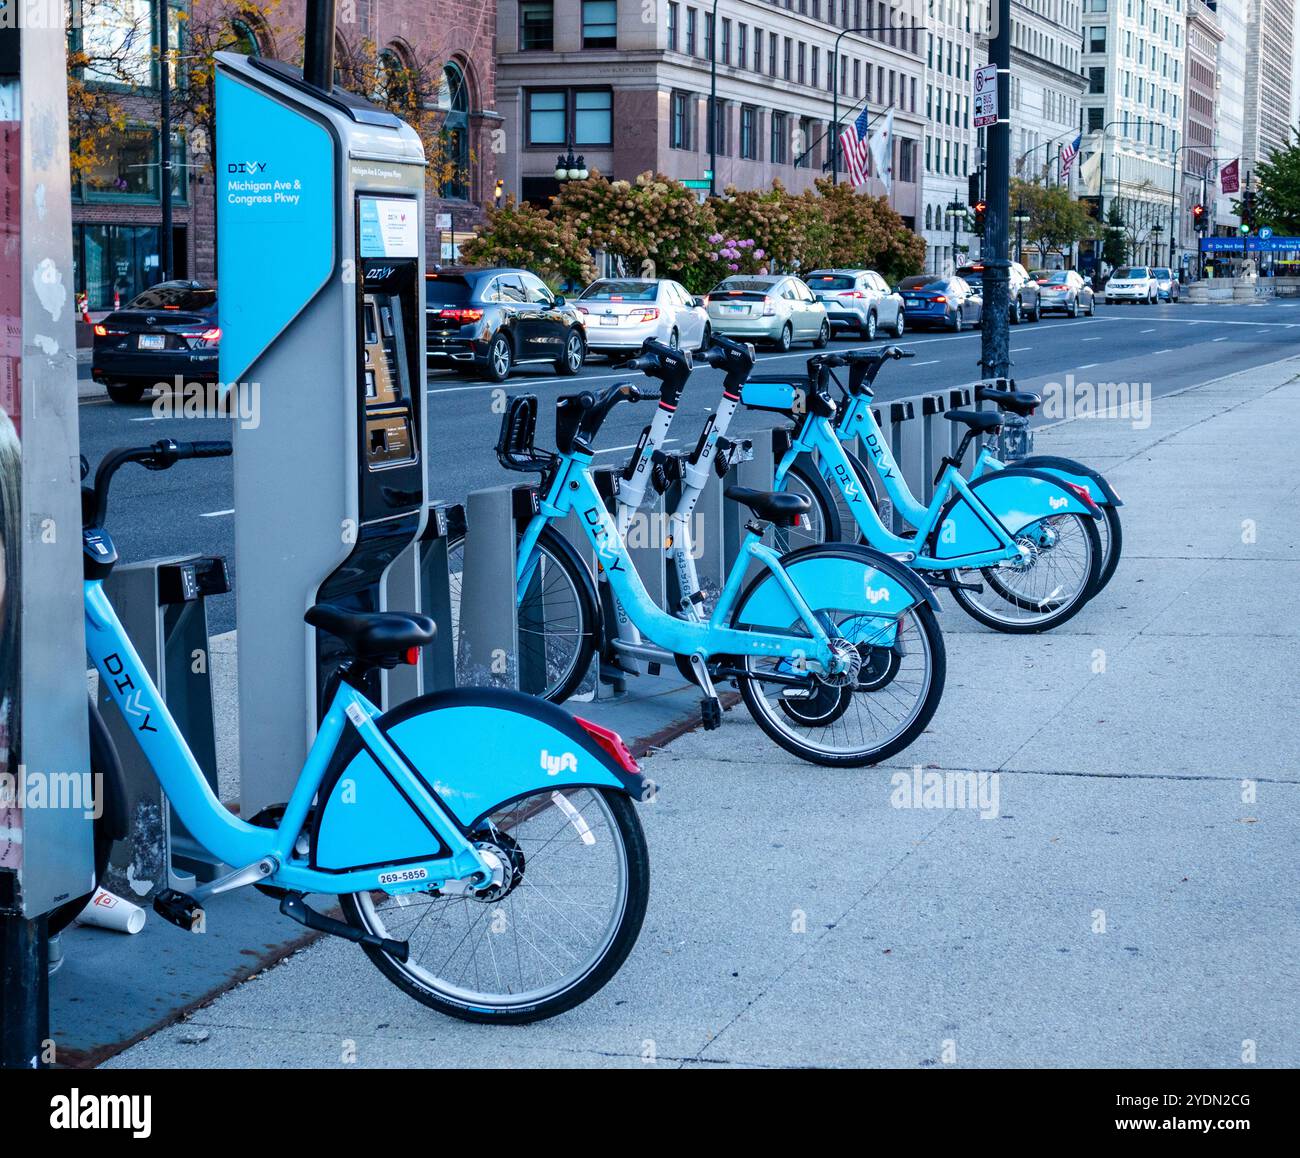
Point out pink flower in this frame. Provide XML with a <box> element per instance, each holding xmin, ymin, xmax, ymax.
<box><xmin>753</xmin><ymin>248</ymin><xmax>766</xmax><ymax>259</ymax></box>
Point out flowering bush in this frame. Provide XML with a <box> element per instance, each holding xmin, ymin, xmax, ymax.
<box><xmin>704</xmin><ymin>235</ymin><xmax>768</xmax><ymax>275</ymax></box>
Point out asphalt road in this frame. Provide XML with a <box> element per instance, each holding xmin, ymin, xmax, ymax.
<box><xmin>78</xmin><ymin>296</ymin><xmax>1300</xmax><ymax>633</ymax></box>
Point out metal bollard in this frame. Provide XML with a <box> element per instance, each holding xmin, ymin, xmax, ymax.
<box><xmin>919</xmin><ymin>392</ymin><xmax>948</xmax><ymax>504</ymax></box>
<box><xmin>415</xmin><ymin>502</ymin><xmax>458</xmax><ymax>693</ymax></box>
<box><xmin>99</xmin><ymin>556</ymin><xmax>228</xmax><ymax>893</ymax></box>
<box><xmin>457</xmin><ymin>485</ymin><xmax>521</xmax><ymax>689</ymax></box>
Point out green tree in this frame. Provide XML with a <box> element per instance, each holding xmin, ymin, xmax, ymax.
<box><xmin>1251</xmin><ymin>128</ymin><xmax>1300</xmax><ymax>233</ymax></box>
<box><xmin>1101</xmin><ymin>204</ymin><xmax>1129</xmax><ymax>268</ymax></box>
<box><xmin>1009</xmin><ymin>178</ymin><xmax>1098</xmax><ymax>266</ymax></box>
<box><xmin>457</xmin><ymin>198</ymin><xmax>595</xmax><ymax>288</ymax></box>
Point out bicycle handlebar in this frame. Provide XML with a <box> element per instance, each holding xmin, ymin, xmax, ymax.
<box><xmin>86</xmin><ymin>438</ymin><xmax>232</xmax><ymax>529</ymax></box>
<box><xmin>806</xmin><ymin>345</ymin><xmax>914</xmax><ymax>394</ymax></box>
<box><xmin>619</xmin><ymin>338</ymin><xmax>693</xmax><ymax>406</ymax></box>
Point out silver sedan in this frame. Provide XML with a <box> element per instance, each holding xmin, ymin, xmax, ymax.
<box><xmin>706</xmin><ymin>275</ymin><xmax>830</xmax><ymax>351</ymax></box>
<box><xmin>577</xmin><ymin>278</ymin><xmax>711</xmax><ymax>356</ymax></box>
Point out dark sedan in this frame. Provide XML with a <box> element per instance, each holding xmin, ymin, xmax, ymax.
<box><xmin>92</xmin><ymin>281</ymin><xmax>219</xmax><ymax>404</ymax></box>
<box><xmin>426</xmin><ymin>268</ymin><xmax>587</xmax><ymax>383</ymax></box>
<box><xmin>897</xmin><ymin>275</ymin><xmax>983</xmax><ymax>331</ymax></box>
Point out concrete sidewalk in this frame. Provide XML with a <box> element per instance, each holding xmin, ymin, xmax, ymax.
<box><xmin>103</xmin><ymin>354</ymin><xmax>1300</xmax><ymax>1068</ymax></box>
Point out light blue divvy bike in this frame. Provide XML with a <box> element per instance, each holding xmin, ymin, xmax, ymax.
<box><xmin>78</xmin><ymin>439</ymin><xmax>650</xmax><ymax>1023</ymax></box>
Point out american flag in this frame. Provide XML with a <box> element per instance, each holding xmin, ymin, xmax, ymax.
<box><xmin>838</xmin><ymin>107</ymin><xmax>872</xmax><ymax>188</ymax></box>
<box><xmin>1060</xmin><ymin>134</ymin><xmax>1082</xmax><ymax>182</ymax></box>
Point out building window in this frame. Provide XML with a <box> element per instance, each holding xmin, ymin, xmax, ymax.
<box><xmin>709</xmin><ymin>98</ymin><xmax>729</xmax><ymax>155</ymax></box>
<box><xmin>686</xmin><ymin>7</ymin><xmax>697</xmax><ymax>54</ymax></box>
<box><xmin>704</xmin><ymin>11</ymin><xmax>714</xmax><ymax>59</ymax></box>
<box><xmin>783</xmin><ymin>37</ymin><xmax>792</xmax><ymax>80</ymax></box>
<box><xmin>1087</xmin><ymin>106</ymin><xmax>1104</xmax><ymax>132</ymax></box>
<box><xmin>721</xmin><ymin>18</ymin><xmax>731</xmax><ymax>64</ymax></box>
<box><xmin>1087</xmin><ymin>26</ymin><xmax>1106</xmax><ymax>52</ymax></box>
<box><xmin>1088</xmin><ymin>66</ymin><xmax>1105</xmax><ymax>94</ymax></box>
<box><xmin>795</xmin><ymin>115</ymin><xmax>814</xmax><ymax>166</ymax></box>
<box><xmin>898</xmin><ymin>138</ymin><xmax>915</xmax><ymax>184</ymax></box>
<box><xmin>768</xmin><ymin>31</ymin><xmax>777</xmax><ymax>74</ymax></box>
<box><xmin>739</xmin><ymin>104</ymin><xmax>757</xmax><ymax>158</ymax></box>
<box><xmin>752</xmin><ymin>28</ymin><xmax>762</xmax><ymax>71</ymax></box>
<box><xmin>738</xmin><ymin>23</ymin><xmax>748</xmax><ymax>65</ymax></box>
<box><xmin>520</xmin><ymin>1</ymin><xmax>554</xmax><ymax>50</ymax></box>
<box><xmin>73</xmin><ymin>223</ymin><xmax>179</xmax><ymax>310</ymax></box>
<box><xmin>810</xmin><ymin>45</ymin><xmax>819</xmax><ymax>88</ymax></box>
<box><xmin>438</xmin><ymin>62</ymin><xmax>472</xmax><ymax>199</ymax></box>
<box><xmin>667</xmin><ymin>2</ymin><xmax>679</xmax><ymax>50</ymax></box>
<box><xmin>582</xmin><ymin>0</ymin><xmax>617</xmax><ymax>48</ymax></box>
<box><xmin>770</xmin><ymin>110</ymin><xmax>787</xmax><ymax>164</ymax></box>
<box><xmin>671</xmin><ymin>90</ymin><xmax>694</xmax><ymax>150</ymax></box>
<box><xmin>78</xmin><ymin>125</ymin><xmax>187</xmax><ymax>203</ymax></box>
<box><xmin>525</xmin><ymin>88</ymin><xmax>613</xmax><ymax>147</ymax></box>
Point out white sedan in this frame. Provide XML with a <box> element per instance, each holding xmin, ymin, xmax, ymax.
<box><xmin>577</xmin><ymin>278</ymin><xmax>711</xmax><ymax>357</ymax></box>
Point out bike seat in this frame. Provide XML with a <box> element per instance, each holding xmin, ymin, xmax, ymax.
<box><xmin>975</xmin><ymin>384</ymin><xmax>1041</xmax><ymax>416</ymax></box>
<box><xmin>944</xmin><ymin>409</ymin><xmax>1003</xmax><ymax>433</ymax></box>
<box><xmin>724</xmin><ymin>485</ymin><xmax>811</xmax><ymax>528</ymax></box>
<box><xmin>305</xmin><ymin>604</ymin><xmax>436</xmax><ymax>664</ymax></box>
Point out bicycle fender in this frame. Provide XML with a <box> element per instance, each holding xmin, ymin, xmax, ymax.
<box><xmin>1016</xmin><ymin>455</ymin><xmax>1123</xmax><ymax>507</ymax></box>
<box><xmin>931</xmin><ymin>467</ymin><xmax>1101</xmax><ymax>563</ymax></box>
<box><xmin>733</xmin><ymin>543</ymin><xmax>938</xmax><ymax>632</ymax></box>
<box><xmin>311</xmin><ymin>689</ymin><xmax>647</xmax><ymax>871</ymax></box>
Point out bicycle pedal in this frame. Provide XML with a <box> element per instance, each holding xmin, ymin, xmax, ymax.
<box><xmin>153</xmin><ymin>887</ymin><xmax>205</xmax><ymax>933</ymax></box>
<box><xmin>700</xmin><ymin>697</ymin><xmax>723</xmax><ymax>730</ymax></box>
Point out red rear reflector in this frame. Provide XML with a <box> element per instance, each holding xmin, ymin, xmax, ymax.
<box><xmin>404</xmin><ymin>647</ymin><xmax>420</xmax><ymax>665</ymax></box>
<box><xmin>574</xmin><ymin>716</ymin><xmax>640</xmax><ymax>774</ymax></box>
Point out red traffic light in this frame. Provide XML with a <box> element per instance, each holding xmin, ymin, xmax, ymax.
<box><xmin>974</xmin><ymin>200</ymin><xmax>987</xmax><ymax>214</ymax></box>
<box><xmin>1192</xmin><ymin>203</ymin><xmax>1204</xmax><ymax>216</ymax></box>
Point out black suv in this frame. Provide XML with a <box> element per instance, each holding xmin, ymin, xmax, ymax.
<box><xmin>426</xmin><ymin>268</ymin><xmax>587</xmax><ymax>383</ymax></box>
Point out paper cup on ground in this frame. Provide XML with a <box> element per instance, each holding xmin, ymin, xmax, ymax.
<box><xmin>78</xmin><ymin>887</ymin><xmax>146</xmax><ymax>934</ymax></box>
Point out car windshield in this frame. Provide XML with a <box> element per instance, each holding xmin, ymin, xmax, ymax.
<box><xmin>1152</xmin><ymin>268</ymin><xmax>1172</xmax><ymax>279</ymax></box>
<box><xmin>714</xmin><ymin>278</ymin><xmax>776</xmax><ymax>293</ymax></box>
<box><xmin>127</xmin><ymin>283</ymin><xmax>215</xmax><ymax>311</ymax></box>
<box><xmin>805</xmin><ymin>274</ymin><xmax>857</xmax><ymax>290</ymax></box>
<box><xmin>580</xmin><ymin>281</ymin><xmax>658</xmax><ymax>301</ymax></box>
<box><xmin>900</xmin><ymin>276</ymin><xmax>947</xmax><ymax>291</ymax></box>
<box><xmin>1044</xmin><ymin>273</ymin><xmax>1071</xmax><ymax>284</ymax></box>
<box><xmin>1113</xmin><ymin>267</ymin><xmax>1149</xmax><ymax>279</ymax></box>
<box><xmin>425</xmin><ymin>275</ymin><xmax>473</xmax><ymax>305</ymax></box>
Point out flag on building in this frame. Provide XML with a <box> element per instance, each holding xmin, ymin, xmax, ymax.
<box><xmin>837</xmin><ymin>107</ymin><xmax>872</xmax><ymax>188</ymax></box>
<box><xmin>1060</xmin><ymin>134</ymin><xmax>1082</xmax><ymax>183</ymax></box>
<box><xmin>1079</xmin><ymin>141</ymin><xmax>1103</xmax><ymax>195</ymax></box>
<box><xmin>1220</xmin><ymin>158</ymin><xmax>1240</xmax><ymax>194</ymax></box>
<box><xmin>868</xmin><ymin>107</ymin><xmax>894</xmax><ymax>195</ymax></box>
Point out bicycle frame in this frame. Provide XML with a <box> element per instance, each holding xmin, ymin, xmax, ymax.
<box><xmin>518</xmin><ymin>448</ymin><xmax>840</xmax><ymax>668</ymax></box>
<box><xmin>85</xmin><ymin>580</ymin><xmax>494</xmax><ymax>895</ymax></box>
<box><xmin>788</xmin><ymin>395</ymin><xmax>1026</xmax><ymax>570</ymax></box>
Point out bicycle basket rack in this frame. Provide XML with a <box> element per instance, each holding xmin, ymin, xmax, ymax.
<box><xmin>495</xmin><ymin>394</ymin><xmax>552</xmax><ymax>472</ymax></box>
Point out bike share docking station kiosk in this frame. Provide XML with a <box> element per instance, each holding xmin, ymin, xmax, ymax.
<box><xmin>215</xmin><ymin>43</ymin><xmax>428</xmax><ymax>820</ymax></box>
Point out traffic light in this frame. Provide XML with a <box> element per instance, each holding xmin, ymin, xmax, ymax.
<box><xmin>1191</xmin><ymin>203</ymin><xmax>1207</xmax><ymax>232</ymax></box>
<box><xmin>973</xmin><ymin>199</ymin><xmax>987</xmax><ymax>233</ymax></box>
<box><xmin>968</xmin><ymin>170</ymin><xmax>982</xmax><ymax>208</ymax></box>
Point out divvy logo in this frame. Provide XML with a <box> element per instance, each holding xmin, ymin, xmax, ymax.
<box><xmin>227</xmin><ymin>160</ymin><xmax>268</xmax><ymax>173</ymax></box>
<box><xmin>541</xmin><ymin>750</ymin><xmax>579</xmax><ymax>776</ymax></box>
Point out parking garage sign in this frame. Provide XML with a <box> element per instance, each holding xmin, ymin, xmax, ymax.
<box><xmin>973</xmin><ymin>64</ymin><xmax>998</xmax><ymax>128</ymax></box>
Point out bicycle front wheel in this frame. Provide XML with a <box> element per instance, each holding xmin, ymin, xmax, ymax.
<box><xmin>342</xmin><ymin>787</ymin><xmax>649</xmax><ymax>1024</ymax></box>
<box><xmin>446</xmin><ymin>525</ymin><xmax>597</xmax><ymax>702</ymax></box>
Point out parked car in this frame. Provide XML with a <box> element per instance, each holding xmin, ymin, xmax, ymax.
<box><xmin>425</xmin><ymin>268</ymin><xmax>586</xmax><ymax>382</ymax></box>
<box><xmin>802</xmin><ymin>268</ymin><xmax>905</xmax><ymax>340</ymax></box>
<box><xmin>1036</xmin><ymin>269</ymin><xmax>1096</xmax><ymax>317</ymax></box>
<box><xmin>897</xmin><ymin>275</ymin><xmax>983</xmax><ymax>331</ymax></box>
<box><xmin>957</xmin><ymin>261</ymin><xmax>1041</xmax><ymax>323</ymax></box>
<box><xmin>577</xmin><ymin>278</ymin><xmax>710</xmax><ymax>356</ymax></box>
<box><xmin>705</xmin><ymin>275</ymin><xmax>830</xmax><ymax>351</ymax></box>
<box><xmin>92</xmin><ymin>281</ymin><xmax>219</xmax><ymax>404</ymax></box>
<box><xmin>1151</xmin><ymin>267</ymin><xmax>1180</xmax><ymax>302</ymax></box>
<box><xmin>1104</xmin><ymin>266</ymin><xmax>1159</xmax><ymax>303</ymax></box>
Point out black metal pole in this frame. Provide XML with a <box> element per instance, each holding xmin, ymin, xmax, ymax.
<box><xmin>708</xmin><ymin>0</ymin><xmax>718</xmax><ymax>196</ymax></box>
<box><xmin>158</xmin><ymin>0</ymin><xmax>173</xmax><ymax>282</ymax></box>
<box><xmin>0</xmin><ymin>915</ymin><xmax>48</xmax><ymax>1069</ymax></box>
<box><xmin>304</xmin><ymin>0</ymin><xmax>337</xmax><ymax>92</ymax></box>
<box><xmin>979</xmin><ymin>0</ymin><xmax>1011</xmax><ymax>381</ymax></box>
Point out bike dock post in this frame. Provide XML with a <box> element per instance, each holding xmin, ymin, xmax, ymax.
<box><xmin>948</xmin><ymin>387</ymin><xmax>974</xmax><ymax>474</ymax></box>
<box><xmin>415</xmin><ymin>503</ymin><xmax>459</xmax><ymax>694</ymax></box>
<box><xmin>897</xmin><ymin>394</ymin><xmax>929</xmax><ymax>511</ymax></box>
<box><xmin>457</xmin><ymin>486</ymin><xmax>523</xmax><ymax>689</ymax></box>
<box><xmin>919</xmin><ymin>393</ymin><xmax>948</xmax><ymax>504</ymax></box>
<box><xmin>99</xmin><ymin>557</ymin><xmax>230</xmax><ymax>891</ymax></box>
<box><xmin>871</xmin><ymin>399</ymin><xmax>915</xmax><ymax>532</ymax></box>
<box><xmin>724</xmin><ymin>431</ymin><xmax>775</xmax><ymax>578</ymax></box>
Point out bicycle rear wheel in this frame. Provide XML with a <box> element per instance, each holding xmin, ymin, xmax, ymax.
<box><xmin>446</xmin><ymin>525</ymin><xmax>597</xmax><ymax>702</ymax></box>
<box><xmin>342</xmin><ymin>787</ymin><xmax>648</xmax><ymax>1024</ymax></box>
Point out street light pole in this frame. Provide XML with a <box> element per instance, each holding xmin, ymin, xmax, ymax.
<box><xmin>708</xmin><ymin>0</ymin><xmax>719</xmax><ymax>196</ymax></box>
<box><xmin>830</xmin><ymin>25</ymin><xmax>896</xmax><ymax>184</ymax></box>
<box><xmin>158</xmin><ymin>0</ymin><xmax>173</xmax><ymax>283</ymax></box>
<box><xmin>979</xmin><ymin>0</ymin><xmax>1012</xmax><ymax>381</ymax></box>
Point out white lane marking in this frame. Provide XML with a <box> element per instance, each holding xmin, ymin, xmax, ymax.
<box><xmin>1011</xmin><ymin>347</ymin><xmax>1033</xmax><ymax>352</ymax></box>
<box><xmin>1076</xmin><ymin>362</ymin><xmax>1100</xmax><ymax>370</ymax></box>
<box><xmin>1212</xmin><ymin>336</ymin><xmax>1229</xmax><ymax>341</ymax></box>
<box><xmin>911</xmin><ymin>359</ymin><xmax>940</xmax><ymax>366</ymax></box>
<box><xmin>1151</xmin><ymin>348</ymin><xmax>1174</xmax><ymax>355</ymax></box>
<box><xmin>200</xmin><ymin>509</ymin><xmax>234</xmax><ymax>518</ymax></box>
<box><xmin>130</xmin><ymin>414</ymin><xmax>169</xmax><ymax>422</ymax></box>
<box><xmin>1140</xmin><ymin>328</ymin><xmax>1155</xmax><ymax>333</ymax></box>
<box><xmin>1080</xmin><ymin>336</ymin><xmax>1103</xmax><ymax>342</ymax></box>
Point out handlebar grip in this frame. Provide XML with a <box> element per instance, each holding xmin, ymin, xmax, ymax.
<box><xmin>185</xmin><ymin>440</ymin><xmax>233</xmax><ymax>458</ymax></box>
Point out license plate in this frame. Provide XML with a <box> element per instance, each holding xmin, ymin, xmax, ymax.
<box><xmin>725</xmin><ymin>304</ymin><xmax>746</xmax><ymax>313</ymax></box>
<box><xmin>600</xmin><ymin>315</ymin><xmax>618</xmax><ymax>325</ymax></box>
<box><xmin>138</xmin><ymin>334</ymin><xmax>165</xmax><ymax>350</ymax></box>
